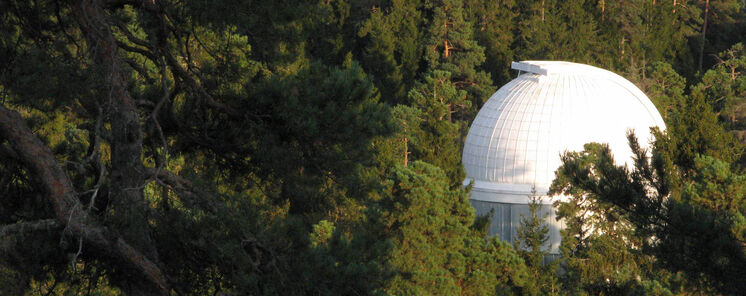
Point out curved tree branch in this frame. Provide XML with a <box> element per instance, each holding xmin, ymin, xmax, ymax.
<box><xmin>0</xmin><ymin>0</ymin><xmax>173</xmax><ymax>293</ymax></box>
<box><xmin>145</xmin><ymin>167</ymin><xmax>219</xmax><ymax>214</ymax></box>
<box><xmin>0</xmin><ymin>105</ymin><xmax>170</xmax><ymax>294</ymax></box>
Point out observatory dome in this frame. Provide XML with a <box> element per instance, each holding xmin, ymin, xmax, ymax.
<box><xmin>463</xmin><ymin>61</ymin><xmax>665</xmax><ymax>253</ymax></box>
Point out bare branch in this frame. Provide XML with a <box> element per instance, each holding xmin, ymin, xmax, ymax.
<box><xmin>146</xmin><ymin>167</ymin><xmax>219</xmax><ymax>213</ymax></box>
<box><xmin>112</xmin><ymin>17</ymin><xmax>151</xmax><ymax>48</ymax></box>
<box><xmin>117</xmin><ymin>41</ymin><xmax>158</xmax><ymax>60</ymax></box>
<box><xmin>0</xmin><ymin>104</ymin><xmax>170</xmax><ymax>294</ymax></box>
<box><xmin>0</xmin><ymin>0</ymin><xmax>172</xmax><ymax>292</ymax></box>
<box><xmin>122</xmin><ymin>56</ymin><xmax>155</xmax><ymax>82</ymax></box>
<box><xmin>0</xmin><ymin>219</ymin><xmax>61</xmax><ymax>238</ymax></box>
<box><xmin>162</xmin><ymin>49</ymin><xmax>240</xmax><ymax>117</ymax></box>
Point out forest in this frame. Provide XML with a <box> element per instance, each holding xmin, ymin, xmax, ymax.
<box><xmin>1</xmin><ymin>0</ymin><xmax>746</xmax><ymax>295</ymax></box>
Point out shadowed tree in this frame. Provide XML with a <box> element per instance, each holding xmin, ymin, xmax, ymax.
<box><xmin>551</xmin><ymin>133</ymin><xmax>746</xmax><ymax>295</ymax></box>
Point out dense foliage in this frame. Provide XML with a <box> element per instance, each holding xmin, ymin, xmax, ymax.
<box><xmin>1</xmin><ymin>0</ymin><xmax>746</xmax><ymax>295</ymax></box>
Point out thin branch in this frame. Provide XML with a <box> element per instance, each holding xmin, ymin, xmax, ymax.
<box><xmin>1</xmin><ymin>91</ymin><xmax>170</xmax><ymax>296</ymax></box>
<box><xmin>112</xmin><ymin>17</ymin><xmax>151</xmax><ymax>48</ymax></box>
<box><xmin>0</xmin><ymin>219</ymin><xmax>61</xmax><ymax>238</ymax></box>
<box><xmin>122</xmin><ymin>56</ymin><xmax>155</xmax><ymax>82</ymax></box>
<box><xmin>142</xmin><ymin>59</ymin><xmax>177</xmax><ymax>192</ymax></box>
<box><xmin>2</xmin><ymin>0</ymin><xmax>171</xmax><ymax>290</ymax></box>
<box><xmin>162</xmin><ymin>49</ymin><xmax>239</xmax><ymax>116</ymax></box>
<box><xmin>116</xmin><ymin>41</ymin><xmax>158</xmax><ymax>61</ymax></box>
<box><xmin>145</xmin><ymin>167</ymin><xmax>219</xmax><ymax>214</ymax></box>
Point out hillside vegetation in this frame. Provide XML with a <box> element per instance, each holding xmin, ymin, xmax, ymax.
<box><xmin>1</xmin><ymin>0</ymin><xmax>746</xmax><ymax>295</ymax></box>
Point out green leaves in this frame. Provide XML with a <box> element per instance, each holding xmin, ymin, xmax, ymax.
<box><xmin>310</xmin><ymin>220</ymin><xmax>336</xmax><ymax>247</ymax></box>
<box><xmin>410</xmin><ymin>70</ymin><xmax>470</xmax><ymax>122</ymax></box>
<box><xmin>552</xmin><ymin>133</ymin><xmax>746</xmax><ymax>294</ymax></box>
<box><xmin>685</xmin><ymin>155</ymin><xmax>746</xmax><ymax>212</ymax></box>
<box><xmin>693</xmin><ymin>43</ymin><xmax>746</xmax><ymax>128</ymax></box>
<box><xmin>645</xmin><ymin>62</ymin><xmax>687</xmax><ymax>120</ymax></box>
<box><xmin>405</xmin><ymin>71</ymin><xmax>467</xmax><ymax>184</ymax></box>
<box><xmin>514</xmin><ymin>193</ymin><xmax>560</xmax><ymax>296</ymax></box>
<box><xmin>371</xmin><ymin>162</ymin><xmax>528</xmax><ymax>295</ymax></box>
<box><xmin>551</xmin><ymin>139</ymin><xmax>677</xmax><ymax>295</ymax></box>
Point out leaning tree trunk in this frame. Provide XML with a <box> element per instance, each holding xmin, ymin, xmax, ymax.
<box><xmin>69</xmin><ymin>0</ymin><xmax>161</xmax><ymax>293</ymax></box>
<box><xmin>0</xmin><ymin>0</ymin><xmax>170</xmax><ymax>294</ymax></box>
<box><xmin>0</xmin><ymin>106</ymin><xmax>170</xmax><ymax>295</ymax></box>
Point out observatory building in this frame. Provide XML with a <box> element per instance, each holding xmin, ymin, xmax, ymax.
<box><xmin>462</xmin><ymin>61</ymin><xmax>665</xmax><ymax>257</ymax></box>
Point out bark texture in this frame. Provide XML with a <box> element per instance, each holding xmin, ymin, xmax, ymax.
<box><xmin>71</xmin><ymin>0</ymin><xmax>154</xmax><ymax>256</ymax></box>
<box><xmin>0</xmin><ymin>0</ymin><xmax>170</xmax><ymax>293</ymax></box>
<box><xmin>0</xmin><ymin>105</ymin><xmax>170</xmax><ymax>294</ymax></box>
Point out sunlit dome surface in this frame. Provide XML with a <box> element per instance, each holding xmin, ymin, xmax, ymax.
<box><xmin>463</xmin><ymin>61</ymin><xmax>666</xmax><ymax>254</ymax></box>
<box><xmin>463</xmin><ymin>61</ymin><xmax>666</xmax><ymax>204</ymax></box>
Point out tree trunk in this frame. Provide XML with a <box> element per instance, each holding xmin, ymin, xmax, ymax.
<box><xmin>731</xmin><ymin>66</ymin><xmax>737</xmax><ymax>81</ymax></box>
<box><xmin>72</xmin><ymin>0</ymin><xmax>154</xmax><ymax>258</ymax></box>
<box><xmin>403</xmin><ymin>137</ymin><xmax>409</xmax><ymax>166</ymax></box>
<box><xmin>0</xmin><ymin>105</ymin><xmax>170</xmax><ymax>295</ymax></box>
<box><xmin>541</xmin><ymin>0</ymin><xmax>545</xmax><ymax>22</ymax></box>
<box><xmin>443</xmin><ymin>19</ymin><xmax>451</xmax><ymax>58</ymax></box>
<box><xmin>699</xmin><ymin>0</ymin><xmax>710</xmax><ymax>73</ymax></box>
<box><xmin>2</xmin><ymin>0</ymin><xmax>173</xmax><ymax>294</ymax></box>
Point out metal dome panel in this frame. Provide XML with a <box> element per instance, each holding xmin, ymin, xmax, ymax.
<box><xmin>462</xmin><ymin>61</ymin><xmax>665</xmax><ymax>204</ymax></box>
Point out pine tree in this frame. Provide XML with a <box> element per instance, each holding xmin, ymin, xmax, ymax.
<box><xmin>550</xmin><ymin>141</ymin><xmax>673</xmax><ymax>295</ymax></box>
<box><xmin>513</xmin><ymin>191</ymin><xmax>560</xmax><ymax>296</ymax></box>
<box><xmin>658</xmin><ymin>84</ymin><xmax>743</xmax><ymax>175</ymax></box>
<box><xmin>464</xmin><ymin>0</ymin><xmax>516</xmax><ymax>86</ymax></box>
<box><xmin>404</xmin><ymin>0</ymin><xmax>494</xmax><ymax>185</ymax></box>
<box><xmin>424</xmin><ymin>0</ymin><xmax>494</xmax><ymax>117</ymax></box>
<box><xmin>641</xmin><ymin>62</ymin><xmax>688</xmax><ymax>120</ymax></box>
<box><xmin>358</xmin><ymin>0</ymin><xmax>426</xmax><ymax>105</ymax></box>
<box><xmin>551</xmin><ymin>134</ymin><xmax>746</xmax><ymax>294</ymax></box>
<box><xmin>369</xmin><ymin>161</ymin><xmax>529</xmax><ymax>295</ymax></box>
<box><xmin>514</xmin><ymin>0</ymin><xmax>600</xmax><ymax>63</ymax></box>
<box><xmin>693</xmin><ymin>43</ymin><xmax>746</xmax><ymax>130</ymax></box>
<box><xmin>696</xmin><ymin>0</ymin><xmax>742</xmax><ymax>72</ymax></box>
<box><xmin>407</xmin><ymin>71</ymin><xmax>469</xmax><ymax>184</ymax></box>
<box><xmin>595</xmin><ymin>0</ymin><xmax>698</xmax><ymax>76</ymax></box>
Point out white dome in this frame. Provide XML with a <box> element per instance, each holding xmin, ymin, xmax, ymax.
<box><xmin>462</xmin><ymin>61</ymin><xmax>665</xmax><ymax>204</ymax></box>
